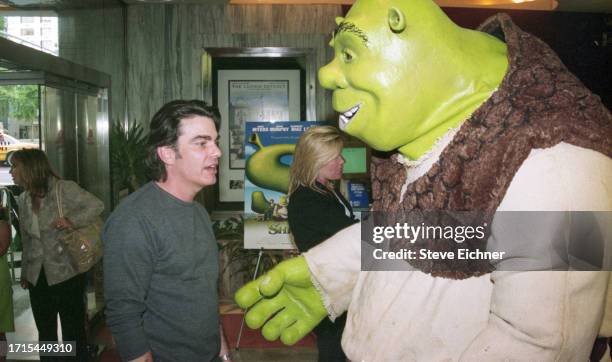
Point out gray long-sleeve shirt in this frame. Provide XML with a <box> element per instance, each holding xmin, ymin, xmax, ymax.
<box><xmin>103</xmin><ymin>182</ymin><xmax>219</xmax><ymax>361</ymax></box>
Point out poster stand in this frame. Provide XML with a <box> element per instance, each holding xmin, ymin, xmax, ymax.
<box><xmin>235</xmin><ymin>121</ymin><xmax>324</xmax><ymax>350</ymax></box>
<box><xmin>235</xmin><ymin>247</ymin><xmax>265</xmax><ymax>351</ymax></box>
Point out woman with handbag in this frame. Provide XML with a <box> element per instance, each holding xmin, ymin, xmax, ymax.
<box><xmin>0</xmin><ymin>207</ymin><xmax>15</xmax><ymax>362</ymax></box>
<box><xmin>9</xmin><ymin>149</ymin><xmax>104</xmax><ymax>362</ymax></box>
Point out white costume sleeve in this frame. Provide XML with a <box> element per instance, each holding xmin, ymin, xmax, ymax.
<box><xmin>303</xmin><ymin>222</ymin><xmax>361</xmax><ymax>320</ymax></box>
<box><xmin>461</xmin><ymin>143</ymin><xmax>612</xmax><ymax>361</ymax></box>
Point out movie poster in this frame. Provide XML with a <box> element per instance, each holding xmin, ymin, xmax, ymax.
<box><xmin>243</xmin><ymin>121</ymin><xmax>326</xmax><ymax>249</ymax></box>
<box><xmin>228</xmin><ymin>80</ymin><xmax>290</xmax><ymax>169</ymax></box>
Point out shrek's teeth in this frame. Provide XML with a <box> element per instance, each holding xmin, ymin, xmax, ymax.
<box><xmin>339</xmin><ymin>115</ymin><xmax>349</xmax><ymax>129</ymax></box>
<box><xmin>338</xmin><ymin>103</ymin><xmax>361</xmax><ymax>130</ymax></box>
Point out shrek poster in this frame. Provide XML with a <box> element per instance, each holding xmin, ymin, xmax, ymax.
<box><xmin>244</xmin><ymin>121</ymin><xmax>325</xmax><ymax>249</ymax></box>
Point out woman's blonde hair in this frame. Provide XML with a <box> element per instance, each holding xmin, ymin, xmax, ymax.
<box><xmin>10</xmin><ymin>149</ymin><xmax>59</xmax><ymax>198</ymax></box>
<box><xmin>288</xmin><ymin>125</ymin><xmax>344</xmax><ymax>195</ymax></box>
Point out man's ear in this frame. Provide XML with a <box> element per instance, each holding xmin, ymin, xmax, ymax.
<box><xmin>157</xmin><ymin>146</ymin><xmax>176</xmax><ymax>166</ymax></box>
<box><xmin>388</xmin><ymin>7</ymin><xmax>406</xmax><ymax>33</ymax></box>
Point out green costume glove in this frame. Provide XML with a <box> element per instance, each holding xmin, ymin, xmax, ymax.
<box><xmin>235</xmin><ymin>256</ymin><xmax>328</xmax><ymax>345</ymax></box>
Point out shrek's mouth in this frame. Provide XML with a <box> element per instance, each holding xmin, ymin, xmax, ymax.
<box><xmin>338</xmin><ymin>103</ymin><xmax>361</xmax><ymax>130</ymax></box>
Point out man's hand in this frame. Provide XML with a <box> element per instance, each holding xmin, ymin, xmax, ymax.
<box><xmin>235</xmin><ymin>256</ymin><xmax>327</xmax><ymax>345</ymax></box>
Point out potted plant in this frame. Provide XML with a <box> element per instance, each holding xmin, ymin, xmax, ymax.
<box><xmin>110</xmin><ymin>122</ymin><xmax>147</xmax><ymax>199</ymax></box>
<box><xmin>213</xmin><ymin>215</ymin><xmax>285</xmax><ymax>299</ymax></box>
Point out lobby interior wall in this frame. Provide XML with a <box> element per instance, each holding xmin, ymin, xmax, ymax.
<box><xmin>57</xmin><ymin>0</ymin><xmax>127</xmax><ymax>127</ymax></box>
<box><xmin>124</xmin><ymin>4</ymin><xmax>342</xmax><ymax>128</ymax></box>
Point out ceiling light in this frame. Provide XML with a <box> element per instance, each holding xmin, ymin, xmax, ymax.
<box><xmin>229</xmin><ymin>0</ymin><xmax>558</xmax><ymax>9</ymax></box>
<box><xmin>434</xmin><ymin>0</ymin><xmax>558</xmax><ymax>10</ymax></box>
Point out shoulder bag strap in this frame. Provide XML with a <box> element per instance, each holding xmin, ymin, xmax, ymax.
<box><xmin>55</xmin><ymin>180</ymin><xmax>64</xmax><ymax>218</ymax></box>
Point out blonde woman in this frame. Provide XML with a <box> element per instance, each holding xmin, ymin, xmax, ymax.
<box><xmin>9</xmin><ymin>149</ymin><xmax>103</xmax><ymax>361</ymax></box>
<box><xmin>287</xmin><ymin>125</ymin><xmax>357</xmax><ymax>362</ymax></box>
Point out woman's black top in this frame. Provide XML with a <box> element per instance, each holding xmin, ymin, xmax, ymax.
<box><xmin>288</xmin><ymin>182</ymin><xmax>357</xmax><ymax>252</ymax></box>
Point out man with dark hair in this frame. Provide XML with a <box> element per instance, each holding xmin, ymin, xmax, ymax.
<box><xmin>104</xmin><ymin>100</ymin><xmax>232</xmax><ymax>361</ymax></box>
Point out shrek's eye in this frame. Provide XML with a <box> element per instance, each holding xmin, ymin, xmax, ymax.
<box><xmin>342</xmin><ymin>50</ymin><xmax>354</xmax><ymax>63</ymax></box>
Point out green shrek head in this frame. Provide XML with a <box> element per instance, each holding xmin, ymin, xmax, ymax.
<box><xmin>319</xmin><ymin>0</ymin><xmax>508</xmax><ymax>160</ymax></box>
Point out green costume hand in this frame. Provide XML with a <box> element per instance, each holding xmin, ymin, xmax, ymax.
<box><xmin>235</xmin><ymin>256</ymin><xmax>328</xmax><ymax>345</ymax></box>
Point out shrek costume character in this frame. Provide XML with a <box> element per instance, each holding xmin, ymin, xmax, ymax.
<box><xmin>236</xmin><ymin>0</ymin><xmax>612</xmax><ymax>360</ymax></box>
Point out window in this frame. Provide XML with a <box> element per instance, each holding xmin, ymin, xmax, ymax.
<box><xmin>42</xmin><ymin>40</ymin><xmax>55</xmax><ymax>49</ymax></box>
<box><xmin>18</xmin><ymin>127</ymin><xmax>28</xmax><ymax>140</ymax></box>
<box><xmin>19</xmin><ymin>125</ymin><xmax>40</xmax><ymax>142</ymax></box>
<box><xmin>5</xmin><ymin>15</ymin><xmax>59</xmax><ymax>56</ymax></box>
<box><xmin>20</xmin><ymin>28</ymin><xmax>34</xmax><ymax>36</ymax></box>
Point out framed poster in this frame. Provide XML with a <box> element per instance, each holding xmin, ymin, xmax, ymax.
<box><xmin>217</xmin><ymin>69</ymin><xmax>301</xmax><ymax>203</ymax></box>
<box><xmin>243</xmin><ymin>121</ymin><xmax>326</xmax><ymax>249</ymax></box>
<box><xmin>226</xmin><ymin>79</ymin><xmax>290</xmax><ymax>169</ymax></box>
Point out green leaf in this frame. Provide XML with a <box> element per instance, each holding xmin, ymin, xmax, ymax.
<box><xmin>110</xmin><ymin>121</ymin><xmax>148</xmax><ymax>194</ymax></box>
<box><xmin>0</xmin><ymin>85</ymin><xmax>39</xmax><ymax>121</ymax></box>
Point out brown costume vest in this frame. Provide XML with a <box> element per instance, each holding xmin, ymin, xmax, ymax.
<box><xmin>370</xmin><ymin>14</ymin><xmax>612</xmax><ymax>279</ymax></box>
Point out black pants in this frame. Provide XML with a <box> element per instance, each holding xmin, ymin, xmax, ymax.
<box><xmin>314</xmin><ymin>312</ymin><xmax>347</xmax><ymax>362</ymax></box>
<box><xmin>28</xmin><ymin>269</ymin><xmax>87</xmax><ymax>362</ymax></box>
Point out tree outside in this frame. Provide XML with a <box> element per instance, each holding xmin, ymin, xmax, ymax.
<box><xmin>0</xmin><ymin>85</ymin><xmax>39</xmax><ymax>124</ymax></box>
<box><xmin>0</xmin><ymin>84</ymin><xmax>39</xmax><ymax>145</ymax></box>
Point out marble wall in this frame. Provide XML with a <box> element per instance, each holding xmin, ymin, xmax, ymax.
<box><xmin>125</xmin><ymin>3</ymin><xmax>342</xmax><ymax>127</ymax></box>
<box><xmin>57</xmin><ymin>0</ymin><xmax>127</xmax><ymax>125</ymax></box>
<box><xmin>58</xmin><ymin>2</ymin><xmax>344</xmax><ymax>127</ymax></box>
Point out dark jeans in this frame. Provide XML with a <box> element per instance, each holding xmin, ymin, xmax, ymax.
<box><xmin>314</xmin><ymin>312</ymin><xmax>347</xmax><ymax>362</ymax></box>
<box><xmin>28</xmin><ymin>268</ymin><xmax>87</xmax><ymax>362</ymax></box>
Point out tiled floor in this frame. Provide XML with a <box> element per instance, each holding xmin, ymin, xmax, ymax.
<box><xmin>5</xmin><ymin>285</ymin><xmax>38</xmax><ymax>361</ymax></box>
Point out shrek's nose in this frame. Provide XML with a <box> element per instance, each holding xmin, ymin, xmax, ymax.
<box><xmin>319</xmin><ymin>59</ymin><xmax>348</xmax><ymax>90</ymax></box>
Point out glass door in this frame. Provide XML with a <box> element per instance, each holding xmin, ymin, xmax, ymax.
<box><xmin>76</xmin><ymin>90</ymin><xmax>110</xmax><ymax>210</ymax></box>
<box><xmin>41</xmin><ymin>85</ymin><xmax>77</xmax><ymax>181</ymax></box>
<box><xmin>39</xmin><ymin>83</ymin><xmax>110</xmax><ymax>213</ymax></box>
<box><xmin>0</xmin><ymin>77</ymin><xmax>111</xmax><ymax>214</ymax></box>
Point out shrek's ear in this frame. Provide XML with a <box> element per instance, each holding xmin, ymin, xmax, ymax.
<box><xmin>388</xmin><ymin>7</ymin><xmax>406</xmax><ymax>33</ymax></box>
<box><xmin>335</xmin><ymin>17</ymin><xmax>344</xmax><ymax>26</ymax></box>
